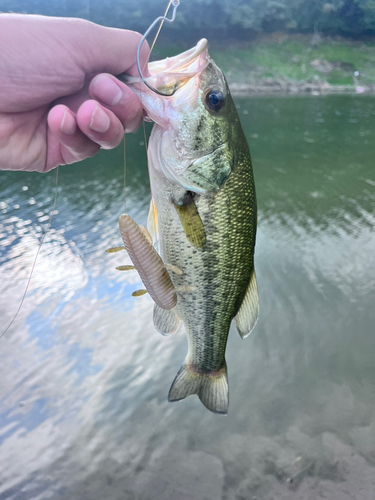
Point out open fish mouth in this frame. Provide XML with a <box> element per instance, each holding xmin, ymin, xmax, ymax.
<box><xmin>148</xmin><ymin>38</ymin><xmax>208</xmax><ymax>75</ymax></box>
<box><xmin>121</xmin><ymin>39</ymin><xmax>209</xmax><ymax>97</ymax></box>
<box><xmin>146</xmin><ymin>38</ymin><xmax>209</xmax><ymax>96</ymax></box>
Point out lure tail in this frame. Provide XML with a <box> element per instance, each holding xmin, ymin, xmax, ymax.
<box><xmin>168</xmin><ymin>360</ymin><xmax>228</xmax><ymax>414</ymax></box>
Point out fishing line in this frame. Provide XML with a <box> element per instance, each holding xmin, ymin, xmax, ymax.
<box><xmin>141</xmin><ymin>121</ymin><xmax>149</xmax><ymax>167</ymax></box>
<box><xmin>123</xmin><ymin>134</ymin><xmax>127</xmax><ymax>213</ymax></box>
<box><xmin>0</xmin><ymin>167</ymin><xmax>60</xmax><ymax>339</ymax></box>
<box><xmin>123</xmin><ymin>0</ymin><xmax>175</xmax><ymax>212</ymax></box>
<box><xmin>150</xmin><ymin>0</ymin><xmax>174</xmax><ymax>54</ymax></box>
<box><xmin>137</xmin><ymin>0</ymin><xmax>180</xmax><ymax>96</ymax></box>
<box><xmin>140</xmin><ymin>0</ymin><xmax>174</xmax><ymax>196</ymax></box>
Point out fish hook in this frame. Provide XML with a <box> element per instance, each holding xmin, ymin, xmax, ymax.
<box><xmin>137</xmin><ymin>0</ymin><xmax>181</xmax><ymax>97</ymax></box>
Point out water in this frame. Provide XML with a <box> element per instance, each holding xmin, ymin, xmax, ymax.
<box><xmin>0</xmin><ymin>94</ymin><xmax>374</xmax><ymax>500</ymax></box>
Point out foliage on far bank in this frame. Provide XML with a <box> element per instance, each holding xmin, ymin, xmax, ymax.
<box><xmin>212</xmin><ymin>34</ymin><xmax>375</xmax><ymax>87</ymax></box>
<box><xmin>152</xmin><ymin>33</ymin><xmax>375</xmax><ymax>92</ymax></box>
<box><xmin>1</xmin><ymin>0</ymin><xmax>375</xmax><ymax>39</ymax></box>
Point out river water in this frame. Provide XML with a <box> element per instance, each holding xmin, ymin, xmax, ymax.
<box><xmin>0</xmin><ymin>94</ymin><xmax>374</xmax><ymax>500</ymax></box>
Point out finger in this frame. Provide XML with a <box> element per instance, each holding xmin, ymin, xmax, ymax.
<box><xmin>47</xmin><ymin>104</ymin><xmax>100</xmax><ymax>168</ymax></box>
<box><xmin>89</xmin><ymin>74</ymin><xmax>143</xmax><ymax>133</ymax></box>
<box><xmin>53</xmin><ymin>76</ymin><xmax>92</xmax><ymax>114</ymax></box>
<box><xmin>76</xmin><ymin>99</ymin><xmax>125</xmax><ymax>150</ymax></box>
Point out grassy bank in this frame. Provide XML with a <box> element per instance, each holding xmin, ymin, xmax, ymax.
<box><xmin>154</xmin><ymin>34</ymin><xmax>375</xmax><ymax>94</ymax></box>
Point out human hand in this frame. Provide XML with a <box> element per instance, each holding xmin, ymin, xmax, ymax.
<box><xmin>0</xmin><ymin>14</ymin><xmax>149</xmax><ymax>172</ymax></box>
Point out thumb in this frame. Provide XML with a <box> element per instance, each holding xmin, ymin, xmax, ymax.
<box><xmin>80</xmin><ymin>24</ymin><xmax>150</xmax><ymax>78</ymax></box>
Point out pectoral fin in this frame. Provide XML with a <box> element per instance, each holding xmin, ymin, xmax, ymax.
<box><xmin>234</xmin><ymin>269</ymin><xmax>259</xmax><ymax>339</ymax></box>
<box><xmin>174</xmin><ymin>194</ymin><xmax>206</xmax><ymax>249</ymax></box>
<box><xmin>153</xmin><ymin>305</ymin><xmax>181</xmax><ymax>336</ymax></box>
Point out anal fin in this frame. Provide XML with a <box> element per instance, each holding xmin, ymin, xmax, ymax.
<box><xmin>234</xmin><ymin>269</ymin><xmax>259</xmax><ymax>339</ymax></box>
<box><xmin>153</xmin><ymin>305</ymin><xmax>181</xmax><ymax>336</ymax></box>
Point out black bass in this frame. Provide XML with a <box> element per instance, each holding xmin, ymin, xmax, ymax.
<box><xmin>121</xmin><ymin>39</ymin><xmax>258</xmax><ymax>414</ymax></box>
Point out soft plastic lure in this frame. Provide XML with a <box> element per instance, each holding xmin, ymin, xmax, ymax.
<box><xmin>117</xmin><ymin>214</ymin><xmax>177</xmax><ymax>310</ymax></box>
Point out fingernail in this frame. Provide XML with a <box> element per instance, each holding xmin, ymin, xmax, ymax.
<box><xmin>89</xmin><ymin>105</ymin><xmax>110</xmax><ymax>133</ymax></box>
<box><xmin>60</xmin><ymin>110</ymin><xmax>77</xmax><ymax>135</ymax></box>
<box><xmin>92</xmin><ymin>75</ymin><xmax>122</xmax><ymax>106</ymax></box>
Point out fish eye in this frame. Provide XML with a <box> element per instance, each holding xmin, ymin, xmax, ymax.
<box><xmin>204</xmin><ymin>89</ymin><xmax>225</xmax><ymax>112</ymax></box>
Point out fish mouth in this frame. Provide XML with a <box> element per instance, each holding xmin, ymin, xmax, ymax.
<box><xmin>147</xmin><ymin>38</ymin><xmax>209</xmax><ymax>96</ymax></box>
<box><xmin>121</xmin><ymin>39</ymin><xmax>209</xmax><ymax>97</ymax></box>
<box><xmin>148</xmin><ymin>38</ymin><xmax>208</xmax><ymax>76</ymax></box>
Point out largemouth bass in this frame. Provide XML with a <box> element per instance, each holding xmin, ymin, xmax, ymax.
<box><xmin>123</xmin><ymin>39</ymin><xmax>258</xmax><ymax>414</ymax></box>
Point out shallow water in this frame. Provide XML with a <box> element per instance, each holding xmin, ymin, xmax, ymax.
<box><xmin>0</xmin><ymin>94</ymin><xmax>375</xmax><ymax>500</ymax></box>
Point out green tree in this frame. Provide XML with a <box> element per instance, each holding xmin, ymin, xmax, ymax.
<box><xmin>1</xmin><ymin>0</ymin><xmax>375</xmax><ymax>37</ymax></box>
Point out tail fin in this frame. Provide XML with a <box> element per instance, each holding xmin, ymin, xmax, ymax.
<box><xmin>168</xmin><ymin>361</ymin><xmax>228</xmax><ymax>414</ymax></box>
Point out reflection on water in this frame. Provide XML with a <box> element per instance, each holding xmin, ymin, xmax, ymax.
<box><xmin>0</xmin><ymin>95</ymin><xmax>374</xmax><ymax>499</ymax></box>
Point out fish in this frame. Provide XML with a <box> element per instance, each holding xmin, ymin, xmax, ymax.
<box><xmin>120</xmin><ymin>38</ymin><xmax>258</xmax><ymax>414</ymax></box>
